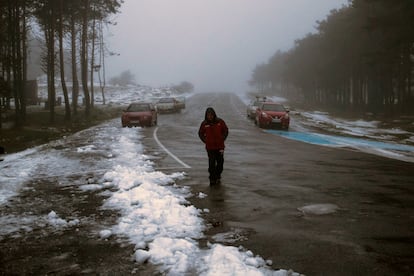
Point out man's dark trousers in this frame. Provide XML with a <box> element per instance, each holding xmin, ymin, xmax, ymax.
<box><xmin>207</xmin><ymin>149</ymin><xmax>224</xmax><ymax>183</ymax></box>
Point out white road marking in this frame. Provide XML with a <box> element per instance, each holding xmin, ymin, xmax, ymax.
<box><xmin>153</xmin><ymin>127</ymin><xmax>191</xmax><ymax>169</ymax></box>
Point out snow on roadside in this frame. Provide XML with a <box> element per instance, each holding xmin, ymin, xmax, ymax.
<box><xmin>0</xmin><ymin>148</ymin><xmax>41</xmax><ymax>205</ymax></box>
<box><xmin>99</xmin><ymin>127</ymin><xmax>301</xmax><ymax>275</ymax></box>
<box><xmin>0</xmin><ymin>211</ymin><xmax>80</xmax><ymax>240</ymax></box>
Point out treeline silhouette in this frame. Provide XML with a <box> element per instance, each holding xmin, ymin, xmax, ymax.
<box><xmin>0</xmin><ymin>0</ymin><xmax>122</xmax><ymax>128</ymax></box>
<box><xmin>250</xmin><ymin>0</ymin><xmax>414</xmax><ymax>115</ymax></box>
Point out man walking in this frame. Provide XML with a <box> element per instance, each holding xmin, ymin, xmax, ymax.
<box><xmin>198</xmin><ymin>107</ymin><xmax>228</xmax><ymax>185</ymax></box>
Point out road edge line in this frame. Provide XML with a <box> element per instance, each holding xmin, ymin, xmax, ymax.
<box><xmin>153</xmin><ymin>127</ymin><xmax>191</xmax><ymax>169</ymax></box>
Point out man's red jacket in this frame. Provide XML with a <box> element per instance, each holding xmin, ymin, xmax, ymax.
<box><xmin>198</xmin><ymin>108</ymin><xmax>228</xmax><ymax>150</ymax></box>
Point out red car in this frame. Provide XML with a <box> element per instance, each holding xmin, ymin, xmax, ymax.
<box><xmin>255</xmin><ymin>102</ymin><xmax>290</xmax><ymax>129</ymax></box>
<box><xmin>121</xmin><ymin>102</ymin><xmax>158</xmax><ymax>127</ymax></box>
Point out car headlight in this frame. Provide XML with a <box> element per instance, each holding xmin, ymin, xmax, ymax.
<box><xmin>284</xmin><ymin>113</ymin><xmax>289</xmax><ymax>119</ymax></box>
<box><xmin>262</xmin><ymin>112</ymin><xmax>268</xmax><ymax>118</ymax></box>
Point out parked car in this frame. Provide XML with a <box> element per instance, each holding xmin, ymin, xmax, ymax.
<box><xmin>255</xmin><ymin>102</ymin><xmax>290</xmax><ymax>129</ymax></box>
<box><xmin>246</xmin><ymin>96</ymin><xmax>267</xmax><ymax>119</ymax></box>
<box><xmin>121</xmin><ymin>102</ymin><xmax>157</xmax><ymax>127</ymax></box>
<box><xmin>156</xmin><ymin>97</ymin><xmax>180</xmax><ymax>113</ymax></box>
<box><xmin>175</xmin><ymin>96</ymin><xmax>186</xmax><ymax>110</ymax></box>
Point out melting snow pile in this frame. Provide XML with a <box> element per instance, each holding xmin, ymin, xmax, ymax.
<box><xmin>97</xmin><ymin>128</ymin><xmax>301</xmax><ymax>275</ymax></box>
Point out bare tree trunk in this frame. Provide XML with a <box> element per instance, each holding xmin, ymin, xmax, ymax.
<box><xmin>21</xmin><ymin>3</ymin><xmax>27</xmax><ymax>123</ymax></box>
<box><xmin>58</xmin><ymin>0</ymin><xmax>71</xmax><ymax>121</ymax></box>
<box><xmin>10</xmin><ymin>3</ymin><xmax>21</xmax><ymax>126</ymax></box>
<box><xmin>81</xmin><ymin>0</ymin><xmax>90</xmax><ymax>117</ymax></box>
<box><xmin>99</xmin><ymin>20</ymin><xmax>106</xmax><ymax>105</ymax></box>
<box><xmin>46</xmin><ymin>3</ymin><xmax>56</xmax><ymax>123</ymax></box>
<box><xmin>90</xmin><ymin>10</ymin><xmax>96</xmax><ymax>108</ymax></box>
<box><xmin>70</xmin><ymin>17</ymin><xmax>79</xmax><ymax>116</ymax></box>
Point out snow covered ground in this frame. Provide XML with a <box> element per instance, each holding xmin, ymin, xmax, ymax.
<box><xmin>1</xmin><ymin>86</ymin><xmax>413</xmax><ymax>275</ymax></box>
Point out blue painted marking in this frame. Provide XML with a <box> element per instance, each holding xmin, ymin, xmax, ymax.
<box><xmin>266</xmin><ymin>130</ymin><xmax>336</xmax><ymax>145</ymax></box>
<box><xmin>266</xmin><ymin>130</ymin><xmax>414</xmax><ymax>153</ymax></box>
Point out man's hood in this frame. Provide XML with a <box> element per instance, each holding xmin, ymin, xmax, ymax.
<box><xmin>205</xmin><ymin>107</ymin><xmax>217</xmax><ymax>121</ymax></box>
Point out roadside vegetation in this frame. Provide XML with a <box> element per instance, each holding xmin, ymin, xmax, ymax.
<box><xmin>1</xmin><ymin>104</ymin><xmax>123</xmax><ymax>154</ymax></box>
<box><xmin>249</xmin><ymin>0</ymin><xmax>414</xmax><ymax>115</ymax></box>
<box><xmin>0</xmin><ymin>0</ymin><xmax>123</xmax><ymax>130</ymax></box>
<box><xmin>0</xmin><ymin>0</ymin><xmax>126</xmax><ymax>153</ymax></box>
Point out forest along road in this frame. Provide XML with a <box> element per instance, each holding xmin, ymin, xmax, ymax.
<box><xmin>143</xmin><ymin>92</ymin><xmax>414</xmax><ymax>276</ymax></box>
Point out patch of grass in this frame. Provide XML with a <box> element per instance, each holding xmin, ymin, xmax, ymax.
<box><xmin>0</xmin><ymin>104</ymin><xmax>124</xmax><ymax>154</ymax></box>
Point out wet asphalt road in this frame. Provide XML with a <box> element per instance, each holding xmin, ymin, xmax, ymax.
<box><xmin>143</xmin><ymin>92</ymin><xmax>414</xmax><ymax>275</ymax></box>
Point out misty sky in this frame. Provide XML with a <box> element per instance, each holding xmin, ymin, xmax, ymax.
<box><xmin>106</xmin><ymin>0</ymin><xmax>349</xmax><ymax>93</ymax></box>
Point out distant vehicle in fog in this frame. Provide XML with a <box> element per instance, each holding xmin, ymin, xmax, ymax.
<box><xmin>156</xmin><ymin>97</ymin><xmax>183</xmax><ymax>113</ymax></box>
<box><xmin>175</xmin><ymin>96</ymin><xmax>186</xmax><ymax>110</ymax></box>
<box><xmin>255</xmin><ymin>102</ymin><xmax>290</xmax><ymax>130</ymax></box>
<box><xmin>246</xmin><ymin>96</ymin><xmax>267</xmax><ymax>119</ymax></box>
<box><xmin>121</xmin><ymin>102</ymin><xmax>158</xmax><ymax>127</ymax></box>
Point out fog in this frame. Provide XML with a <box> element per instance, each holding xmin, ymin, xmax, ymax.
<box><xmin>106</xmin><ymin>0</ymin><xmax>348</xmax><ymax>93</ymax></box>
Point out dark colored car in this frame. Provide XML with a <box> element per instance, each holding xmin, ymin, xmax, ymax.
<box><xmin>255</xmin><ymin>102</ymin><xmax>290</xmax><ymax>129</ymax></box>
<box><xmin>121</xmin><ymin>102</ymin><xmax>157</xmax><ymax>127</ymax></box>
